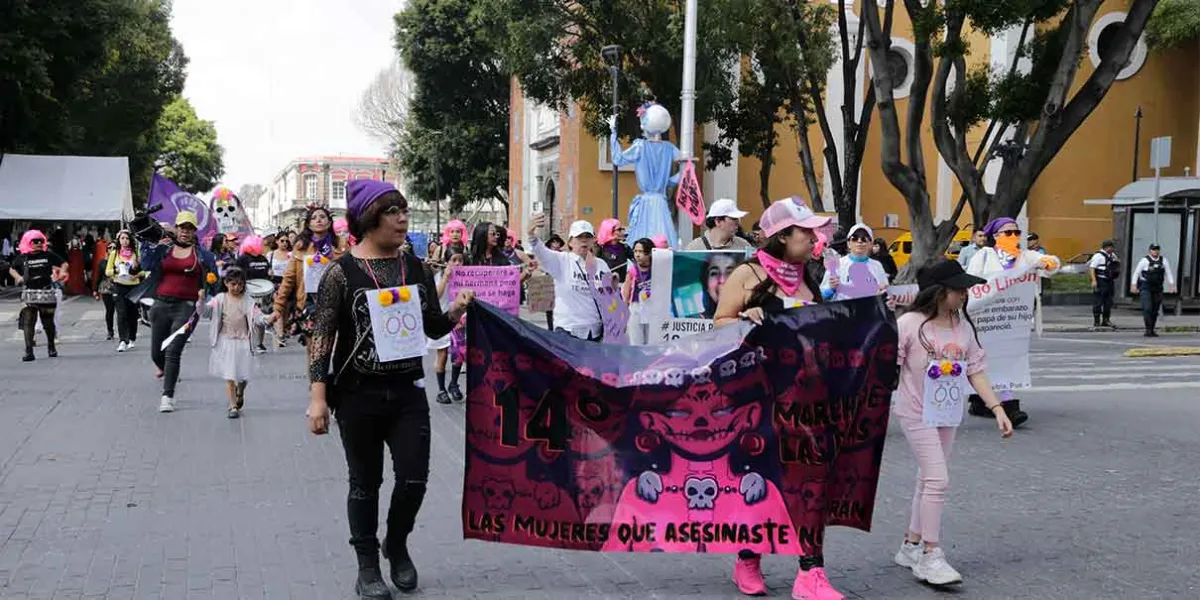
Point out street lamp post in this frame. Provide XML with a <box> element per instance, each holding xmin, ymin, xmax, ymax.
<box><xmin>676</xmin><ymin>0</ymin><xmax>699</xmax><ymax>246</ymax></box>
<box><xmin>1133</xmin><ymin>106</ymin><xmax>1143</xmax><ymax>182</ymax></box>
<box><xmin>602</xmin><ymin>45</ymin><xmax>623</xmax><ymax>220</ymax></box>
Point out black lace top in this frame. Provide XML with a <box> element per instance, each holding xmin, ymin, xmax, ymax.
<box><xmin>309</xmin><ymin>252</ymin><xmax>455</xmax><ymax>387</ymax></box>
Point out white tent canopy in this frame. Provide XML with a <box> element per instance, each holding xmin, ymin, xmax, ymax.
<box><xmin>0</xmin><ymin>154</ymin><xmax>134</xmax><ymax>221</ymax></box>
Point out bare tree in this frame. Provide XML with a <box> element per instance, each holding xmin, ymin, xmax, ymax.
<box><xmin>355</xmin><ymin>60</ymin><xmax>415</xmax><ymax>149</ymax></box>
<box><xmin>862</xmin><ymin>0</ymin><xmax>1158</xmax><ymax>279</ymax></box>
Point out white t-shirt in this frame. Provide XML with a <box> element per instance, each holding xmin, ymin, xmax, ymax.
<box><xmin>531</xmin><ymin>238</ymin><xmax>612</xmax><ymax>337</ymax></box>
<box><xmin>820</xmin><ymin>255</ymin><xmax>890</xmax><ymax>300</ymax></box>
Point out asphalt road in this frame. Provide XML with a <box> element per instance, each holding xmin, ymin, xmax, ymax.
<box><xmin>0</xmin><ymin>298</ymin><xmax>1197</xmax><ymax>599</ymax></box>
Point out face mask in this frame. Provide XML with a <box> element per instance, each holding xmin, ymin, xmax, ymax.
<box><xmin>995</xmin><ymin>235</ymin><xmax>1020</xmax><ymax>256</ymax></box>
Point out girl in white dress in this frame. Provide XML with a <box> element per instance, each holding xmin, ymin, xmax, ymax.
<box><xmin>207</xmin><ymin>267</ymin><xmax>266</xmax><ymax>418</ymax></box>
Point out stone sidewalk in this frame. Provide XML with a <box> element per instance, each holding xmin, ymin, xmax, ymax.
<box><xmin>0</xmin><ymin>299</ymin><xmax>1198</xmax><ymax>599</ymax></box>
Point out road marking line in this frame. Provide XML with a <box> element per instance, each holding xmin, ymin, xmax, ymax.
<box><xmin>1041</xmin><ymin>336</ymin><xmax>1197</xmax><ymax>348</ymax></box>
<box><xmin>1034</xmin><ymin>372</ymin><xmax>1195</xmax><ymax>381</ymax></box>
<box><xmin>1033</xmin><ymin>364</ymin><xmax>1198</xmax><ymax>374</ymax></box>
<box><xmin>1028</xmin><ymin>381</ymin><xmax>1200</xmax><ymax>393</ymax></box>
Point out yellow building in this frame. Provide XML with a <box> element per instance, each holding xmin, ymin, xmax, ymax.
<box><xmin>507</xmin><ymin>1</ymin><xmax>1199</xmax><ymax>263</ymax></box>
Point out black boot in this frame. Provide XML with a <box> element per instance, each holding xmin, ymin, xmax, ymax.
<box><xmin>383</xmin><ymin>535</ymin><xmax>418</xmax><ymax>592</ymax></box>
<box><xmin>967</xmin><ymin>395</ymin><xmax>991</xmax><ymax>418</ymax></box>
<box><xmin>353</xmin><ymin>554</ymin><xmax>391</xmax><ymax>599</ymax></box>
<box><xmin>22</xmin><ymin>350</ymin><xmax>35</xmax><ymax>362</ymax></box>
<box><xmin>1003</xmin><ymin>399</ymin><xmax>1028</xmax><ymax>429</ymax></box>
<box><xmin>1093</xmin><ymin>315</ymin><xmax>1101</xmax><ymax>328</ymax></box>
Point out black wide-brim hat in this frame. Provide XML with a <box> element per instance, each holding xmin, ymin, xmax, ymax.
<box><xmin>918</xmin><ymin>259</ymin><xmax>987</xmax><ymax>291</ymax></box>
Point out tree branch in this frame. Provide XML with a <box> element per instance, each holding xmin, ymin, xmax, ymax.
<box><xmin>861</xmin><ymin>0</ymin><xmax>922</xmax><ymax>199</ymax></box>
<box><xmin>902</xmin><ymin>0</ymin><xmax>933</xmax><ymax>183</ymax></box>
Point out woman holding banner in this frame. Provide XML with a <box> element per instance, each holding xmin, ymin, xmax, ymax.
<box><xmin>964</xmin><ymin>217</ymin><xmax>1060</xmax><ymax>427</ymax></box>
<box><xmin>712</xmin><ymin>197</ymin><xmax>846</xmax><ymax>600</ymax></box>
<box><xmin>305</xmin><ymin>180</ymin><xmax>472</xmax><ymax>599</ymax></box>
<box><xmin>527</xmin><ymin>214</ymin><xmax>611</xmax><ymax>341</ymax></box>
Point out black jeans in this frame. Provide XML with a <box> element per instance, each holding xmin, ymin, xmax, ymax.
<box><xmin>20</xmin><ymin>304</ymin><xmax>56</xmax><ymax>353</ymax></box>
<box><xmin>113</xmin><ymin>285</ymin><xmax>138</xmax><ymax>343</ymax></box>
<box><xmin>150</xmin><ymin>298</ymin><xmax>196</xmax><ymax>398</ymax></box>
<box><xmin>334</xmin><ymin>379</ymin><xmax>431</xmax><ymax>560</ymax></box>
<box><xmin>101</xmin><ymin>292</ymin><xmax>116</xmax><ymax>336</ymax></box>
<box><xmin>1140</xmin><ymin>287</ymin><xmax>1164</xmax><ymax>331</ymax></box>
<box><xmin>1092</xmin><ymin>279</ymin><xmax>1114</xmax><ymax>323</ymax></box>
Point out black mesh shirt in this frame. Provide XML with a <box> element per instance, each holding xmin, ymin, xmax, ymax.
<box><xmin>308</xmin><ymin>252</ymin><xmax>456</xmax><ymax>394</ymax></box>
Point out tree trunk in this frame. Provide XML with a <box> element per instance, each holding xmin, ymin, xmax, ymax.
<box><xmin>795</xmin><ymin>115</ymin><xmax>826</xmax><ymax>212</ymax></box>
<box><xmin>758</xmin><ymin>146</ymin><xmax>774</xmax><ymax>209</ymax></box>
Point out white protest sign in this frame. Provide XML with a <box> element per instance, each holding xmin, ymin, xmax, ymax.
<box><xmin>965</xmin><ymin>268</ymin><xmax>1037</xmax><ymax>391</ymax></box>
<box><xmin>303</xmin><ymin>255</ymin><xmax>332</xmax><ymax>294</ymax></box>
<box><xmin>366</xmin><ymin>285</ymin><xmax>427</xmax><ymax>362</ymax></box>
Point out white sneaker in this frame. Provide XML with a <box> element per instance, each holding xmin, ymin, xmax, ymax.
<box><xmin>117</xmin><ymin>341</ymin><xmax>128</xmax><ymax>353</ymax></box>
<box><xmin>912</xmin><ymin>547</ymin><xmax>962</xmax><ymax>586</ymax></box>
<box><xmin>894</xmin><ymin>541</ymin><xmax>923</xmax><ymax>568</ymax></box>
<box><xmin>126</xmin><ymin>340</ymin><xmax>136</xmax><ymax>349</ymax></box>
<box><xmin>158</xmin><ymin>396</ymin><xmax>175</xmax><ymax>413</ymax></box>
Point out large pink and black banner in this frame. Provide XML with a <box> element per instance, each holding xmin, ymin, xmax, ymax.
<box><xmin>462</xmin><ymin>296</ymin><xmax>898</xmax><ymax>555</ymax></box>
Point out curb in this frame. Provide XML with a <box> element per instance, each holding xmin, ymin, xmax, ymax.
<box><xmin>1124</xmin><ymin>347</ymin><xmax>1200</xmax><ymax>358</ymax></box>
<box><xmin>1042</xmin><ymin>326</ymin><xmax>1200</xmax><ymax>334</ymax></box>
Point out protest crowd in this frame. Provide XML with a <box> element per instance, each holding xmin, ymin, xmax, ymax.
<box><xmin>3</xmin><ymin>174</ymin><xmax>1086</xmax><ymax>600</ymax></box>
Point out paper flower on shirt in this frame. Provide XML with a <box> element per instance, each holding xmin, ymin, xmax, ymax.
<box><xmin>939</xmin><ymin>360</ymin><xmax>953</xmax><ymax>375</ymax></box>
<box><xmin>378</xmin><ymin>289</ymin><xmax>398</xmax><ymax>307</ymax></box>
<box><xmin>205</xmin><ymin>273</ymin><xmax>218</xmax><ymax>284</ymax></box>
<box><xmin>927</xmin><ymin>365</ymin><xmax>942</xmax><ymax>380</ymax></box>
<box><xmin>398</xmin><ymin>287</ymin><xmax>411</xmax><ymax>302</ymax></box>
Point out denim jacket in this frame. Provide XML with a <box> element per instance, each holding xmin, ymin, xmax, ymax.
<box><xmin>132</xmin><ymin>241</ymin><xmax>220</xmax><ymax>301</ymax></box>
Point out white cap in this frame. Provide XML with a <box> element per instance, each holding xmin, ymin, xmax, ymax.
<box><xmin>568</xmin><ymin>220</ymin><xmax>595</xmax><ymax>239</ymax></box>
<box><xmin>848</xmin><ymin>223</ymin><xmax>874</xmax><ymax>240</ymax></box>
<box><xmin>707</xmin><ymin>198</ymin><xmax>748</xmax><ymax>220</ymax></box>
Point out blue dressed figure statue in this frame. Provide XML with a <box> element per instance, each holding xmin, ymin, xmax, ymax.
<box><xmin>610</xmin><ymin>102</ymin><xmax>681</xmax><ymax>248</ymax></box>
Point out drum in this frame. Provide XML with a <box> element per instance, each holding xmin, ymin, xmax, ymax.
<box><xmin>247</xmin><ymin>279</ymin><xmax>275</xmax><ymax>299</ymax></box>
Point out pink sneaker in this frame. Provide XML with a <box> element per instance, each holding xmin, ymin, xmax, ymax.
<box><xmin>792</xmin><ymin>566</ymin><xmax>845</xmax><ymax>600</ymax></box>
<box><xmin>732</xmin><ymin>556</ymin><xmax>767</xmax><ymax>596</ymax></box>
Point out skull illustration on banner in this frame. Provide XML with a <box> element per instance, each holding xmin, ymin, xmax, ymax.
<box><xmin>209</xmin><ymin>187</ymin><xmax>253</xmax><ymax>236</ymax></box>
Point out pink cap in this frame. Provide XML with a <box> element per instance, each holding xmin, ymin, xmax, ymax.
<box><xmin>760</xmin><ymin>196</ymin><xmax>834</xmax><ymax>239</ymax></box>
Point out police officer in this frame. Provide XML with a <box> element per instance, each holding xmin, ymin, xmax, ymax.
<box><xmin>1131</xmin><ymin>243</ymin><xmax>1176</xmax><ymax>337</ymax></box>
<box><xmin>1088</xmin><ymin>240</ymin><xmax>1120</xmax><ymax>328</ymax></box>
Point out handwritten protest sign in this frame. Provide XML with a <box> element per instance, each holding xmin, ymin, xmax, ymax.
<box><xmin>526</xmin><ymin>274</ymin><xmax>555</xmax><ymax>313</ymax></box>
<box><xmin>448</xmin><ymin>266</ymin><xmax>521</xmax><ymax>316</ymax></box>
<box><xmin>674</xmin><ymin>161</ymin><xmax>705</xmax><ymax>226</ymax></box>
<box><xmin>587</xmin><ymin>266</ymin><xmax>629</xmax><ymax>344</ymax></box>
<box><xmin>966</xmin><ymin>268</ymin><xmax>1037</xmax><ymax>391</ymax></box>
<box><xmin>366</xmin><ymin>285</ymin><xmax>426</xmax><ymax>362</ymax></box>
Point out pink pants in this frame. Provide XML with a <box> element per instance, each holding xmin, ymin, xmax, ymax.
<box><xmin>898</xmin><ymin>416</ymin><xmax>957</xmax><ymax>544</ymax></box>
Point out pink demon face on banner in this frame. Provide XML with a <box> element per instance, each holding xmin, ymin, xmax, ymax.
<box><xmin>209</xmin><ymin>188</ymin><xmax>251</xmax><ymax>235</ymax></box>
<box><xmin>640</xmin><ymin>380</ymin><xmax>762</xmax><ymax>458</ymax></box>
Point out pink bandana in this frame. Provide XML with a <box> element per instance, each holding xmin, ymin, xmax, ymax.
<box><xmin>756</xmin><ymin>250</ymin><xmax>805</xmax><ymax>297</ymax></box>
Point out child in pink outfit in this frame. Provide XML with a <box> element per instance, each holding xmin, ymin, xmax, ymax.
<box><xmin>892</xmin><ymin>260</ymin><xmax>1013</xmax><ymax>587</ymax></box>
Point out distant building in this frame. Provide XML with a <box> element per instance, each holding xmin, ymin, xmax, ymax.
<box><xmin>262</xmin><ymin>156</ymin><xmax>401</xmax><ymax>231</ymax></box>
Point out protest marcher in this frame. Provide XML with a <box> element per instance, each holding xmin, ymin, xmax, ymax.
<box><xmin>305</xmin><ymin>180</ymin><xmax>473</xmax><ymax>598</ymax></box>
<box><xmin>268</xmin><ymin>232</ymin><xmax>293</xmax><ymax>346</ymax></box>
<box><xmin>711</xmin><ymin>197</ymin><xmax>844</xmax><ymax>600</ymax></box>
<box><xmin>956</xmin><ymin>229</ymin><xmax>988</xmax><ymax>268</ymax></box>
<box><xmin>893</xmin><ymin>259</ymin><xmax>1013</xmax><ymax>586</ymax></box>
<box><xmin>236</xmin><ymin>235</ymin><xmax>272</xmax><ymax>352</ymax></box>
<box><xmin>140</xmin><ymin>211</ymin><xmax>220</xmax><ymax>412</ymax></box>
<box><xmin>1026</xmin><ymin>232</ymin><xmax>1046</xmax><ymax>254</ymax></box>
<box><xmin>820</xmin><ymin>223</ymin><xmax>890</xmax><ymax>301</ymax></box>
<box><xmin>687</xmin><ymin>198</ymin><xmax>753</xmax><ymax>251</ymax></box>
<box><xmin>546</xmin><ymin>234</ymin><xmax>565</xmax><ymax>252</ymax></box>
<box><xmin>207</xmin><ymin>267</ymin><xmax>266</xmax><ymax>418</ymax></box>
<box><xmin>94</xmin><ymin>252</ymin><xmax>116</xmax><ymax>340</ymax></box>
<box><xmin>873</xmin><ymin>237</ymin><xmax>899</xmax><ymax>279</ymax></box>
<box><xmin>10</xmin><ymin>230</ymin><xmax>68</xmax><ymax>362</ymax></box>
<box><xmin>438</xmin><ymin>220</ymin><xmax>468</xmax><ymax>263</ymax></box>
<box><xmin>965</xmin><ymin>217</ymin><xmax>1060</xmax><ymax>427</ymax></box>
<box><xmin>597</xmin><ymin>218</ymin><xmax>634</xmax><ymax>281</ymax></box>
<box><xmin>270</xmin><ymin>204</ymin><xmax>349</xmax><ymax>348</ymax></box>
<box><xmin>1087</xmin><ymin>240</ymin><xmax>1120</xmax><ymax>328</ymax></box>
<box><xmin>528</xmin><ymin>214</ymin><xmax>612</xmax><ymax>341</ymax></box>
<box><xmin>468</xmin><ymin>222</ymin><xmax>511</xmax><ymax>267</ymax></box>
<box><xmin>430</xmin><ymin>251</ymin><xmax>464</xmax><ymax>404</ymax></box>
<box><xmin>621</xmin><ymin>238</ymin><xmax>655</xmax><ymax>345</ymax></box>
<box><xmin>106</xmin><ymin>230</ymin><xmax>144</xmax><ymax>351</ymax></box>
<box><xmin>1130</xmin><ymin>243</ymin><xmax>1176</xmax><ymax>337</ymax></box>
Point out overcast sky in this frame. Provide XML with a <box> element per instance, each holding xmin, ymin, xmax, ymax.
<box><xmin>171</xmin><ymin>0</ymin><xmax>405</xmax><ymax>190</ymax></box>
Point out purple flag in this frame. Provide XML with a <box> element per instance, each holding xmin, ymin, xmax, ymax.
<box><xmin>148</xmin><ymin>173</ymin><xmax>217</xmax><ymax>242</ymax></box>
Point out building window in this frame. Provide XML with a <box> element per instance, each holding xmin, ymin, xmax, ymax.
<box><xmin>330</xmin><ymin>180</ymin><xmax>347</xmax><ymax>203</ymax></box>
<box><xmin>1088</xmin><ymin>12</ymin><xmax>1147</xmax><ymax>81</ymax></box>
<box><xmin>304</xmin><ymin>173</ymin><xmax>318</xmax><ymax>200</ymax></box>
